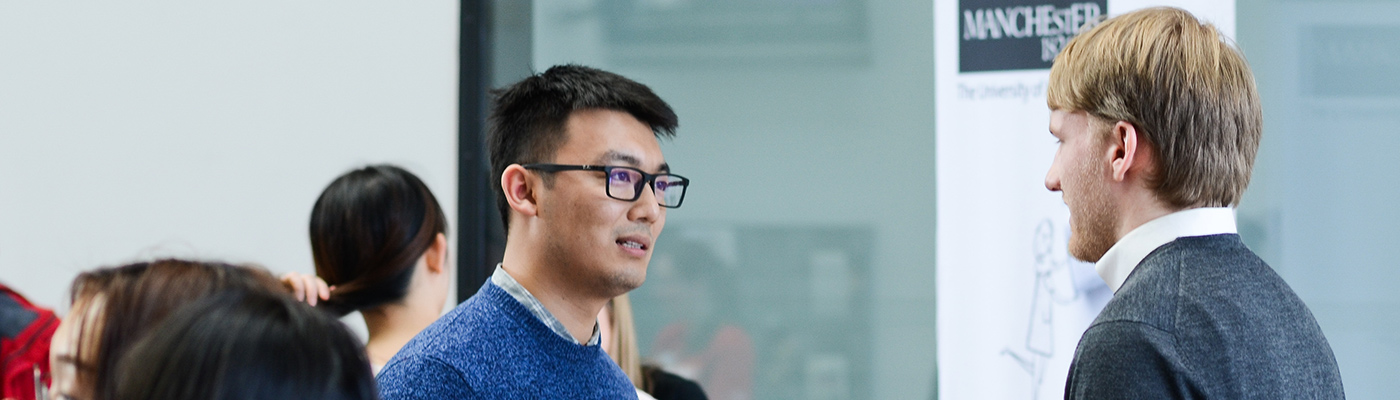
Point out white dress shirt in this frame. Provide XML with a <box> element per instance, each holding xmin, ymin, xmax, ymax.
<box><xmin>1095</xmin><ymin>207</ymin><xmax>1238</xmax><ymax>292</ymax></box>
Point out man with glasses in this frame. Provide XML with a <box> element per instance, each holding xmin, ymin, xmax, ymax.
<box><xmin>378</xmin><ymin>65</ymin><xmax>685</xmax><ymax>400</ymax></box>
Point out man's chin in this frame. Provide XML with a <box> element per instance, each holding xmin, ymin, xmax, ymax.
<box><xmin>604</xmin><ymin>264</ymin><xmax>647</xmax><ymax>294</ymax></box>
<box><xmin>1068</xmin><ymin>234</ymin><xmax>1112</xmax><ymax>263</ymax></box>
<box><xmin>1069</xmin><ymin>245</ymin><xmax>1104</xmax><ymax>263</ymax></box>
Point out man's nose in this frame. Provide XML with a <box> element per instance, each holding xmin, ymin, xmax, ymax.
<box><xmin>1045</xmin><ymin>169</ymin><xmax>1062</xmax><ymax>192</ymax></box>
<box><xmin>628</xmin><ymin>183</ymin><xmax>663</xmax><ymax>222</ymax></box>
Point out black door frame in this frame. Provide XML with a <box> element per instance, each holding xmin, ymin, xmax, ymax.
<box><xmin>456</xmin><ymin>0</ymin><xmax>505</xmax><ymax>302</ymax></box>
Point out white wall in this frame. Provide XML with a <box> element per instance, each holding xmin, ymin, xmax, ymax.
<box><xmin>0</xmin><ymin>2</ymin><xmax>460</xmax><ymax>314</ymax></box>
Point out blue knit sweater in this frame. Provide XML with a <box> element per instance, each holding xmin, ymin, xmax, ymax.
<box><xmin>376</xmin><ymin>281</ymin><xmax>638</xmax><ymax>399</ymax></box>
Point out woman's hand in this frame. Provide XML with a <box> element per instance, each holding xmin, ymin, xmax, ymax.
<box><xmin>280</xmin><ymin>272</ymin><xmax>332</xmax><ymax>306</ymax></box>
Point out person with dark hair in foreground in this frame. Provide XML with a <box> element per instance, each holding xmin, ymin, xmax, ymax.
<box><xmin>114</xmin><ymin>290</ymin><xmax>376</xmax><ymax>400</ymax></box>
<box><xmin>47</xmin><ymin>259</ymin><xmax>287</xmax><ymax>400</ymax></box>
<box><xmin>1044</xmin><ymin>7</ymin><xmax>1344</xmax><ymax>398</ymax></box>
<box><xmin>284</xmin><ymin>164</ymin><xmax>451</xmax><ymax>374</ymax></box>
<box><xmin>377</xmin><ymin>64</ymin><xmax>688</xmax><ymax>399</ymax></box>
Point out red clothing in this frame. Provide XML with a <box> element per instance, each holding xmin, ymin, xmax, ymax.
<box><xmin>0</xmin><ymin>284</ymin><xmax>58</xmax><ymax>400</ymax></box>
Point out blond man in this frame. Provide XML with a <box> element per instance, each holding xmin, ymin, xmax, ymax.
<box><xmin>1044</xmin><ymin>7</ymin><xmax>1344</xmax><ymax>399</ymax></box>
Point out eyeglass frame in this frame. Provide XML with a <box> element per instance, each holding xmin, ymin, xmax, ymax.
<box><xmin>521</xmin><ymin>163</ymin><xmax>689</xmax><ymax>208</ymax></box>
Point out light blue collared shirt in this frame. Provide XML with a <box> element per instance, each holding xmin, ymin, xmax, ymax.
<box><xmin>490</xmin><ymin>264</ymin><xmax>601</xmax><ymax>346</ymax></box>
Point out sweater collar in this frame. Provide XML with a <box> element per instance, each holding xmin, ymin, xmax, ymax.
<box><xmin>491</xmin><ymin>264</ymin><xmax>602</xmax><ymax>346</ymax></box>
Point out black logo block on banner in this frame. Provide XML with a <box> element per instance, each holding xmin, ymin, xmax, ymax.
<box><xmin>959</xmin><ymin>0</ymin><xmax>1106</xmax><ymax>73</ymax></box>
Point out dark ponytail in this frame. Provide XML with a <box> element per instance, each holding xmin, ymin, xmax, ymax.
<box><xmin>310</xmin><ymin>165</ymin><xmax>448</xmax><ymax>317</ymax></box>
<box><xmin>114</xmin><ymin>290</ymin><xmax>377</xmax><ymax>400</ymax></box>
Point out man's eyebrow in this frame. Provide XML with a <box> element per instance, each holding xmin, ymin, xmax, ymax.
<box><xmin>597</xmin><ymin>150</ymin><xmax>669</xmax><ymax>172</ymax></box>
<box><xmin>597</xmin><ymin>151</ymin><xmax>641</xmax><ymax>167</ymax></box>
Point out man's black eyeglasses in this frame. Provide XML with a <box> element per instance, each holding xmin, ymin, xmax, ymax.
<box><xmin>522</xmin><ymin>164</ymin><xmax>689</xmax><ymax>208</ymax></box>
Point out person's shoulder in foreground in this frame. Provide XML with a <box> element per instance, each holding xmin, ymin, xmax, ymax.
<box><xmin>1043</xmin><ymin>6</ymin><xmax>1343</xmax><ymax>399</ymax></box>
<box><xmin>376</xmin><ymin>278</ymin><xmax>635</xmax><ymax>399</ymax></box>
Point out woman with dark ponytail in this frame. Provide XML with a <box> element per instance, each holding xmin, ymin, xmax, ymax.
<box><xmin>290</xmin><ymin>164</ymin><xmax>451</xmax><ymax>374</ymax></box>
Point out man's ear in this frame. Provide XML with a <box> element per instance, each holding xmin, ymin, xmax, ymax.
<box><xmin>424</xmin><ymin>232</ymin><xmax>448</xmax><ymax>274</ymax></box>
<box><xmin>1108</xmin><ymin>120</ymin><xmax>1143</xmax><ymax>182</ymax></box>
<box><xmin>501</xmin><ymin>164</ymin><xmax>540</xmax><ymax>219</ymax></box>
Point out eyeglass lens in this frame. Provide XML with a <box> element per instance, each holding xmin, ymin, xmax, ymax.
<box><xmin>606</xmin><ymin>168</ymin><xmax>685</xmax><ymax>206</ymax></box>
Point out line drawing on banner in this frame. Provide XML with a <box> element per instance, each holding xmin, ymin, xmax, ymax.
<box><xmin>999</xmin><ymin>218</ymin><xmax>1101</xmax><ymax>400</ymax></box>
<box><xmin>937</xmin><ymin>2</ymin><xmax>1234</xmax><ymax>399</ymax></box>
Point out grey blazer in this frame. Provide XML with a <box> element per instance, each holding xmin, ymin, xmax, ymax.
<box><xmin>1065</xmin><ymin>234</ymin><xmax>1345</xmax><ymax>399</ymax></box>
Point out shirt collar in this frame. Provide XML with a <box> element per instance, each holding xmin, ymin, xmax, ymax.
<box><xmin>490</xmin><ymin>264</ymin><xmax>601</xmax><ymax>346</ymax></box>
<box><xmin>1095</xmin><ymin>207</ymin><xmax>1237</xmax><ymax>293</ymax></box>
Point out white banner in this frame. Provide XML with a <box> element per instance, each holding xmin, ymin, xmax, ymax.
<box><xmin>934</xmin><ymin>1</ymin><xmax>1235</xmax><ymax>399</ymax></box>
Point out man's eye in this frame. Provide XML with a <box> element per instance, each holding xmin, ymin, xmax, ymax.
<box><xmin>610</xmin><ymin>171</ymin><xmax>634</xmax><ymax>182</ymax></box>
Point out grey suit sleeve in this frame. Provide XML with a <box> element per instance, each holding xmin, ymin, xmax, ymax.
<box><xmin>1065</xmin><ymin>321</ymin><xmax>1202</xmax><ymax>400</ymax></box>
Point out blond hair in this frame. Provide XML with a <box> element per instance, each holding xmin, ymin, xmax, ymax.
<box><xmin>605</xmin><ymin>294</ymin><xmax>645</xmax><ymax>389</ymax></box>
<box><xmin>1048</xmin><ymin>7</ymin><xmax>1261</xmax><ymax>208</ymax></box>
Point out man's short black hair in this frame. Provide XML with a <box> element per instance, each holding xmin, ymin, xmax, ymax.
<box><xmin>487</xmin><ymin>64</ymin><xmax>678</xmax><ymax>232</ymax></box>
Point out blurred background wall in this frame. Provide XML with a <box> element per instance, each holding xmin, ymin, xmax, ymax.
<box><xmin>524</xmin><ymin>1</ymin><xmax>1400</xmax><ymax>398</ymax></box>
<box><xmin>1236</xmin><ymin>1</ymin><xmax>1400</xmax><ymax>397</ymax></box>
<box><xmin>529</xmin><ymin>1</ymin><xmax>936</xmax><ymax>398</ymax></box>
<box><xmin>0</xmin><ymin>2</ymin><xmax>461</xmax><ymax>325</ymax></box>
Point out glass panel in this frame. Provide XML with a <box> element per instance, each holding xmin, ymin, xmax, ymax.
<box><xmin>533</xmin><ymin>1</ymin><xmax>935</xmax><ymax>399</ymax></box>
<box><xmin>1237</xmin><ymin>1</ymin><xmax>1400</xmax><ymax>398</ymax></box>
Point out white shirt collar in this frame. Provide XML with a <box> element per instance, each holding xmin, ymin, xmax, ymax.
<box><xmin>1095</xmin><ymin>207</ymin><xmax>1238</xmax><ymax>293</ymax></box>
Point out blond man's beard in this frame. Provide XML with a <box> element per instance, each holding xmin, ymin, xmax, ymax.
<box><xmin>1066</xmin><ymin>154</ymin><xmax>1120</xmax><ymax>262</ymax></box>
